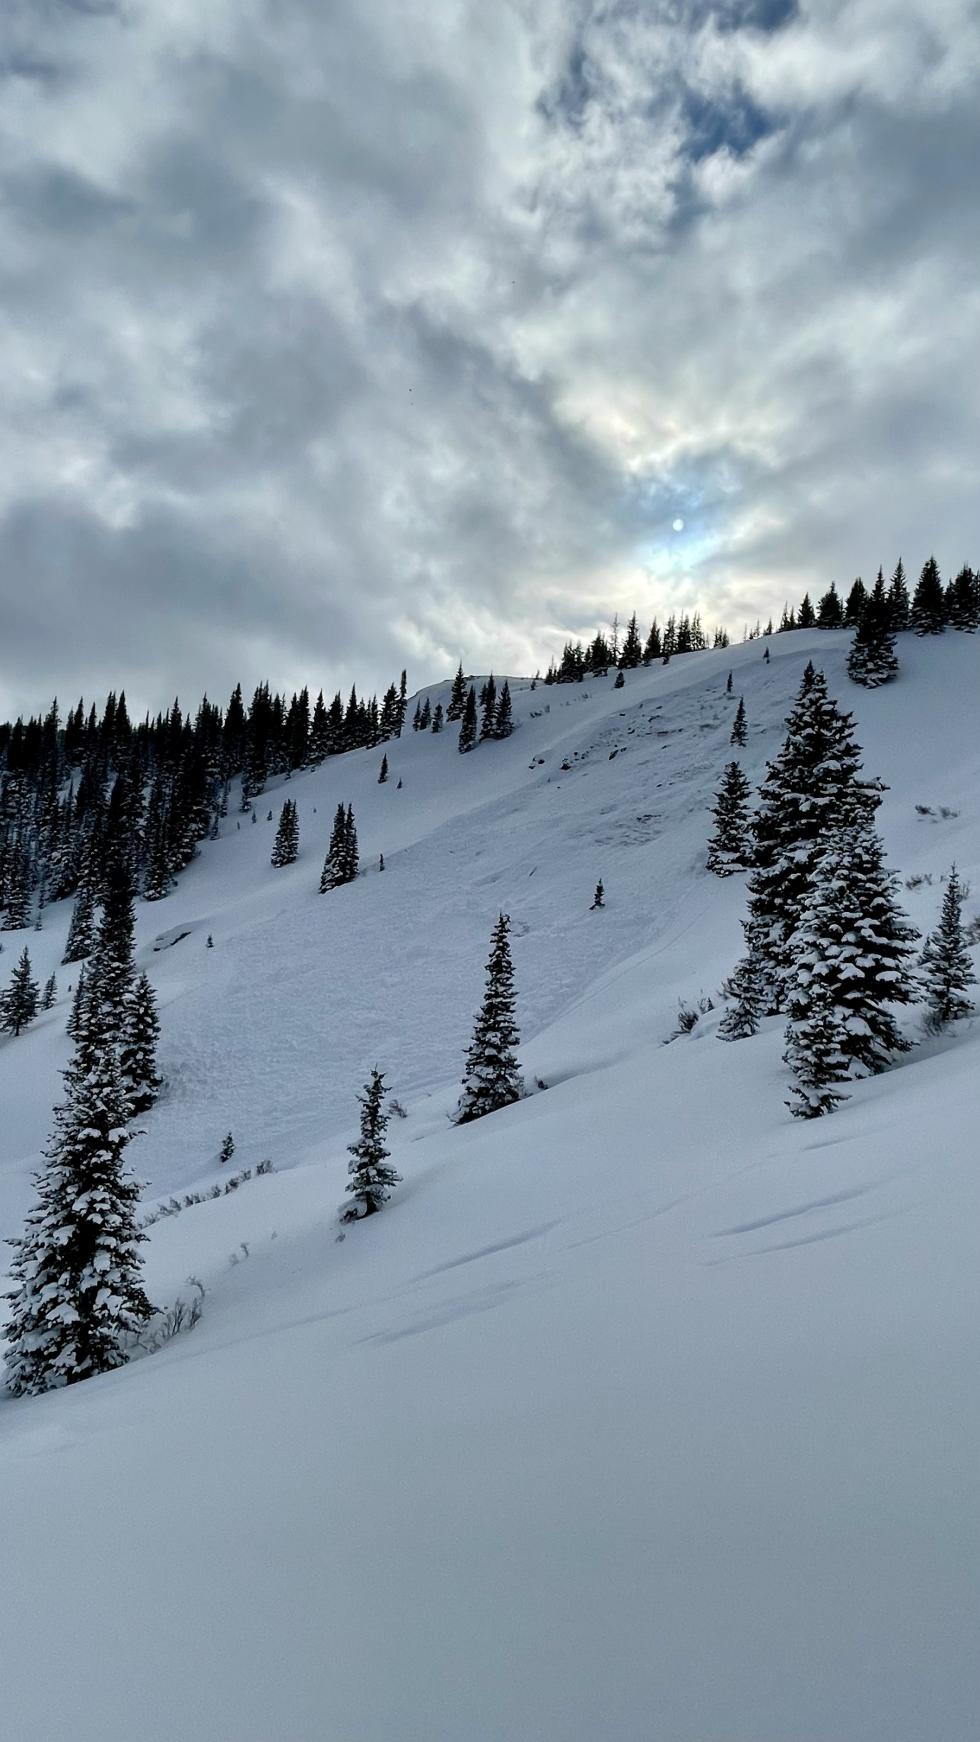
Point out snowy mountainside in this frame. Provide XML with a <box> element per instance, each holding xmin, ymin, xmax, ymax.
<box><xmin>2</xmin><ymin>631</ymin><xmax>980</xmax><ymax>1742</ymax></box>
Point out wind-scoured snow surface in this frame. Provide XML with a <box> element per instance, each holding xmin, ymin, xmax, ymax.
<box><xmin>2</xmin><ymin>632</ymin><xmax>979</xmax><ymax>1742</ymax></box>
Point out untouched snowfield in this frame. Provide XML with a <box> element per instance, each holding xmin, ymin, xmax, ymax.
<box><xmin>1</xmin><ymin>631</ymin><xmax>979</xmax><ymax>1742</ymax></box>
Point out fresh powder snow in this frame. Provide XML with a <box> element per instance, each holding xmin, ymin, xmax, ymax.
<box><xmin>1</xmin><ymin>629</ymin><xmax>979</xmax><ymax>1742</ymax></box>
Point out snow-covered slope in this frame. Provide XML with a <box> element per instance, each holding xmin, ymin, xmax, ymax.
<box><xmin>2</xmin><ymin>632</ymin><xmax>979</xmax><ymax>1742</ymax></box>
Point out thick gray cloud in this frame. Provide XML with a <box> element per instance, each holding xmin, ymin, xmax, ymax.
<box><xmin>1</xmin><ymin>0</ymin><xmax>978</xmax><ymax>716</ymax></box>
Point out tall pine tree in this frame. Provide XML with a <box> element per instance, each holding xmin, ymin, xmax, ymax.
<box><xmin>342</xmin><ymin>1068</ymin><xmax>400</xmax><ymax>1219</ymax></box>
<box><xmin>784</xmin><ymin>816</ymin><xmax>918</xmax><ymax>1116</ymax></box>
<box><xmin>911</xmin><ymin>556</ymin><xmax>946</xmax><ymax>634</ymax></box>
<box><xmin>119</xmin><ymin>971</ymin><xmax>163</xmax><ymax>1115</ymax></box>
<box><xmin>1</xmin><ymin>946</ymin><xmax>39</xmax><ymax>1036</ymax></box>
<box><xmin>455</xmin><ymin>914</ymin><xmax>523</xmax><ymax>1125</ymax></box>
<box><xmin>738</xmin><ymin>663</ymin><xmax>880</xmax><ymax>1011</ymax></box>
<box><xmin>458</xmin><ymin>687</ymin><xmax>477</xmax><ymax>754</ymax></box>
<box><xmin>63</xmin><ymin>883</ymin><xmax>96</xmax><ymax>964</ymax></box>
<box><xmin>847</xmin><ymin>568</ymin><xmax>898</xmax><ymax>687</ymax></box>
<box><xmin>706</xmin><ymin>762</ymin><xmax>753</xmax><ymax>876</ymax></box>
<box><xmin>271</xmin><ymin>798</ymin><xmax>300</xmax><ymax>867</ymax></box>
<box><xmin>4</xmin><ymin>1028</ymin><xmax>154</xmax><ymax>1394</ymax></box>
<box><xmin>446</xmin><ymin>663</ymin><xmax>468</xmax><ymax>721</ymax></box>
<box><xmin>919</xmin><ymin>867</ymin><xmax>976</xmax><ymax>1030</ymax></box>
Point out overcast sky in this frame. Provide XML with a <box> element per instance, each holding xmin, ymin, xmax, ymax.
<box><xmin>1</xmin><ymin>0</ymin><xmax>978</xmax><ymax>718</ymax></box>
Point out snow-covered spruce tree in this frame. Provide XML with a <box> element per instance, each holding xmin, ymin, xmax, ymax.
<box><xmin>1</xmin><ymin>838</ymin><xmax>32</xmax><ymax>932</ymax></box>
<box><xmin>2</xmin><ymin>946</ymin><xmax>39</xmax><ymax>1035</ymax></box>
<box><xmin>620</xmin><ymin>613</ymin><xmax>643</xmax><ymax>668</ymax></box>
<box><xmin>62</xmin><ymin>883</ymin><xmax>96</xmax><ymax>965</ymax></box>
<box><xmin>784</xmin><ymin>816</ymin><xmax>918</xmax><ymax>1117</ymax></box>
<box><xmin>219</xmin><ymin>1131</ymin><xmax>235</xmax><ymax>1165</ymax></box>
<box><xmin>479</xmin><ymin>676</ymin><xmax>498</xmax><ymax>741</ymax></box>
<box><xmin>378</xmin><ymin>753</ymin><xmax>389</xmax><ymax>783</ymax></box>
<box><xmin>342</xmin><ymin>805</ymin><xmax>359</xmax><ymax>882</ymax></box>
<box><xmin>740</xmin><ymin>663</ymin><xmax>881</xmax><ymax>1012</ymax></box>
<box><xmin>446</xmin><ymin>662</ymin><xmax>468</xmax><ymax>721</ymax></box>
<box><xmin>493</xmin><ymin>680</ymin><xmax>514</xmax><ymax>739</ymax></box>
<box><xmin>887</xmin><ymin>559</ymin><xmax>910</xmax><ymax>631</ymax></box>
<box><xmin>119</xmin><ymin>971</ymin><xmax>162</xmax><ymax>1115</ymax></box>
<box><xmin>730</xmin><ymin>697</ymin><xmax>748</xmax><ymax>747</ymax></box>
<box><xmin>847</xmin><ymin>568</ymin><xmax>899</xmax><ymax>687</ymax></box>
<box><xmin>911</xmin><ymin>556</ymin><xmax>946</xmax><ymax>635</ymax></box>
<box><xmin>718</xmin><ymin>939</ymin><xmax>766</xmax><ymax>1040</ymax></box>
<box><xmin>419</xmin><ymin>698</ymin><xmax>431</xmax><ymax>730</ymax></box>
<box><xmin>66</xmin><ymin>963</ymin><xmax>90</xmax><ymax>1041</ymax></box>
<box><xmin>783</xmin><ymin>972</ymin><xmax>850</xmax><ymax>1119</ymax></box>
<box><xmin>919</xmin><ymin>867</ymin><xmax>977</xmax><ymax>1030</ymax></box>
<box><xmin>3</xmin><ymin>1030</ymin><xmax>154</xmax><ymax>1395</ymax></box>
<box><xmin>844</xmin><ymin>577</ymin><xmax>868</xmax><ymax>627</ymax></box>
<box><xmin>89</xmin><ymin>857</ymin><xmax>138</xmax><ymax>1043</ymax></box>
<box><xmin>41</xmin><ymin>972</ymin><xmax>57</xmax><ymax>1010</ymax></box>
<box><xmin>706</xmin><ymin>761</ymin><xmax>753</xmax><ymax>876</ymax></box>
<box><xmin>458</xmin><ymin>686</ymin><xmax>477</xmax><ymax>754</ymax></box>
<box><xmin>816</xmin><ymin>583</ymin><xmax>844</xmax><ymax>628</ymax></box>
<box><xmin>431</xmin><ymin>703</ymin><xmax>444</xmax><ymax>733</ymax></box>
<box><xmin>320</xmin><ymin>803</ymin><xmax>349</xmax><ymax>891</ymax></box>
<box><xmin>455</xmin><ymin>913</ymin><xmax>523</xmax><ymax>1125</ymax></box>
<box><xmin>948</xmin><ymin>566</ymin><xmax>980</xmax><ymax>632</ymax></box>
<box><xmin>142</xmin><ymin>807</ymin><xmax>175</xmax><ymax>902</ymax></box>
<box><xmin>271</xmin><ymin>798</ymin><xmax>299</xmax><ymax>867</ymax></box>
<box><xmin>591</xmin><ymin>880</ymin><xmax>605</xmax><ymax>909</ymax></box>
<box><xmin>342</xmin><ymin>1068</ymin><xmax>400</xmax><ymax>1220</ymax></box>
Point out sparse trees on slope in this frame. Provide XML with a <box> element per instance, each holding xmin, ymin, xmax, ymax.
<box><xmin>706</xmin><ymin>762</ymin><xmax>753</xmax><ymax>876</ymax></box>
<box><xmin>4</xmin><ymin>1029</ymin><xmax>154</xmax><ymax>1395</ymax></box>
<box><xmin>455</xmin><ymin>914</ymin><xmax>523</xmax><ymax>1125</ymax></box>
<box><xmin>730</xmin><ymin>697</ymin><xmax>748</xmax><ymax>747</ymax></box>
<box><xmin>784</xmin><ymin>816</ymin><xmax>918</xmax><ymax>1116</ymax></box>
<box><xmin>343</xmin><ymin>1068</ymin><xmax>400</xmax><ymax>1219</ymax></box>
<box><xmin>919</xmin><ymin>867</ymin><xmax>976</xmax><ymax>1030</ymax></box>
<box><xmin>271</xmin><ymin>799</ymin><xmax>299</xmax><ymax>867</ymax></box>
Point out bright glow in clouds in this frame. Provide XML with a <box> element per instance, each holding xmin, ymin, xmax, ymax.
<box><xmin>0</xmin><ymin>0</ymin><xmax>978</xmax><ymax>716</ymax></box>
